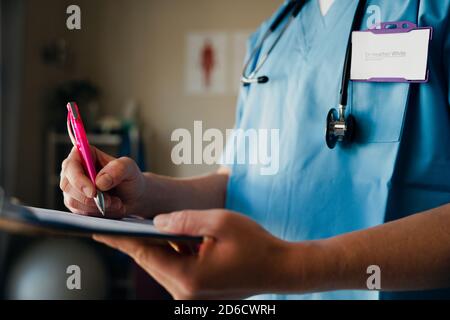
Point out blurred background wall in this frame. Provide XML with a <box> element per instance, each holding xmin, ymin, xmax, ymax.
<box><xmin>15</xmin><ymin>0</ymin><xmax>280</xmax><ymax>208</ymax></box>
<box><xmin>1</xmin><ymin>0</ymin><xmax>280</xmax><ymax>299</ymax></box>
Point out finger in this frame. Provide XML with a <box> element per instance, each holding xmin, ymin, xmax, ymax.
<box><xmin>60</xmin><ymin>176</ymin><xmax>97</xmax><ymax>207</ymax></box>
<box><xmin>93</xmin><ymin>236</ymin><xmax>190</xmax><ymax>273</ymax></box>
<box><xmin>96</xmin><ymin>157</ymin><xmax>138</xmax><ymax>192</ymax></box>
<box><xmin>64</xmin><ymin>193</ymin><xmax>102</xmax><ymax>215</ymax></box>
<box><xmin>59</xmin><ymin>187</ymin><xmax>120</xmax><ymax>212</ymax></box>
<box><xmin>64</xmin><ymin>193</ymin><xmax>126</xmax><ymax>218</ymax></box>
<box><xmin>154</xmin><ymin>210</ymin><xmax>226</xmax><ymax>237</ymax></box>
<box><xmin>93</xmin><ymin>235</ymin><xmax>193</xmax><ymax>296</ymax></box>
<box><xmin>64</xmin><ymin>147</ymin><xmax>96</xmax><ymax>198</ymax></box>
<box><xmin>102</xmin><ymin>196</ymin><xmax>127</xmax><ymax>218</ymax></box>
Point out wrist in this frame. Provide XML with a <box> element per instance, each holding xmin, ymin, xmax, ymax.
<box><xmin>138</xmin><ymin>172</ymin><xmax>179</xmax><ymax>217</ymax></box>
<box><xmin>133</xmin><ymin>172</ymin><xmax>154</xmax><ymax>217</ymax></box>
<box><xmin>262</xmin><ymin>239</ymin><xmax>307</xmax><ymax>294</ymax></box>
<box><xmin>274</xmin><ymin>240</ymin><xmax>342</xmax><ymax>295</ymax></box>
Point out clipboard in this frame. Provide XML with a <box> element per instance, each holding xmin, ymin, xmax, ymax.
<box><xmin>351</xmin><ymin>21</ymin><xmax>433</xmax><ymax>83</ymax></box>
<box><xmin>0</xmin><ymin>201</ymin><xmax>203</xmax><ymax>251</ymax></box>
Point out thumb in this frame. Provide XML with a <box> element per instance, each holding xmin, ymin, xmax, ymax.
<box><xmin>96</xmin><ymin>157</ymin><xmax>138</xmax><ymax>191</ymax></box>
<box><xmin>154</xmin><ymin>210</ymin><xmax>223</xmax><ymax>237</ymax></box>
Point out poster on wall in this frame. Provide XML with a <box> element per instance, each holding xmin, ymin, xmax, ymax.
<box><xmin>185</xmin><ymin>32</ymin><xmax>228</xmax><ymax>95</ymax></box>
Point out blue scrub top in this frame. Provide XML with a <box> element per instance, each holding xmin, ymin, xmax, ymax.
<box><xmin>224</xmin><ymin>0</ymin><xmax>450</xmax><ymax>300</ymax></box>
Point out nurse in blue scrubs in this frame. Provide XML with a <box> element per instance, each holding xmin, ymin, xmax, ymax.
<box><xmin>61</xmin><ymin>0</ymin><xmax>450</xmax><ymax>300</ymax></box>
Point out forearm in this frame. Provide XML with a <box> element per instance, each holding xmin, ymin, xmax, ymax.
<box><xmin>139</xmin><ymin>168</ymin><xmax>229</xmax><ymax>217</ymax></box>
<box><xmin>281</xmin><ymin>204</ymin><xmax>450</xmax><ymax>294</ymax></box>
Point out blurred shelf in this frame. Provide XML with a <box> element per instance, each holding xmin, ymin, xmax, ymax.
<box><xmin>49</xmin><ymin>133</ymin><xmax>122</xmax><ymax>146</ymax></box>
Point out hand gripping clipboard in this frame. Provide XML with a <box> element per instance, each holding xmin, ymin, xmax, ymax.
<box><xmin>0</xmin><ymin>200</ymin><xmax>203</xmax><ymax>253</ymax></box>
<box><xmin>351</xmin><ymin>21</ymin><xmax>433</xmax><ymax>83</ymax></box>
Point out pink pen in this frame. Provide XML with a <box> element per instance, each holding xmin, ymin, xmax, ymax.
<box><xmin>66</xmin><ymin>102</ymin><xmax>105</xmax><ymax>215</ymax></box>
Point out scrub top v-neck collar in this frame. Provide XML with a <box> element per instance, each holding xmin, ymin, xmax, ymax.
<box><xmin>318</xmin><ymin>0</ymin><xmax>335</xmax><ymax>17</ymax></box>
<box><xmin>294</xmin><ymin>0</ymin><xmax>355</xmax><ymax>57</ymax></box>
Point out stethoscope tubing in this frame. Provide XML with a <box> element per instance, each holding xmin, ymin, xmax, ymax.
<box><xmin>241</xmin><ymin>0</ymin><xmax>306</xmax><ymax>85</ymax></box>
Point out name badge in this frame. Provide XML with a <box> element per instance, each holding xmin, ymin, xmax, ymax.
<box><xmin>351</xmin><ymin>21</ymin><xmax>432</xmax><ymax>83</ymax></box>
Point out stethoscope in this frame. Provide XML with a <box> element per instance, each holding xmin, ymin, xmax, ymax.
<box><xmin>241</xmin><ymin>0</ymin><xmax>368</xmax><ymax>149</ymax></box>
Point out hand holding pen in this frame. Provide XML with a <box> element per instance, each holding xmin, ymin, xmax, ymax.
<box><xmin>67</xmin><ymin>102</ymin><xmax>106</xmax><ymax>215</ymax></box>
<box><xmin>61</xmin><ymin>102</ymin><xmax>147</xmax><ymax>218</ymax></box>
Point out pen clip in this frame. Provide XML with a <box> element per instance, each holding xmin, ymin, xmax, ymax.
<box><xmin>67</xmin><ymin>114</ymin><xmax>77</xmax><ymax>147</ymax></box>
<box><xmin>68</xmin><ymin>102</ymin><xmax>79</xmax><ymax>119</ymax></box>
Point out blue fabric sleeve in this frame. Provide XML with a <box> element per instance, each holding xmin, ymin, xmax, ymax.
<box><xmin>445</xmin><ymin>16</ymin><xmax>450</xmax><ymax>107</ymax></box>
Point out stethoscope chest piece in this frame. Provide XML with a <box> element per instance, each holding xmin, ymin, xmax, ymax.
<box><xmin>326</xmin><ymin>106</ymin><xmax>355</xmax><ymax>149</ymax></box>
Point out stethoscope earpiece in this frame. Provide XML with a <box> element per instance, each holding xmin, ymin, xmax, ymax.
<box><xmin>242</xmin><ymin>75</ymin><xmax>270</xmax><ymax>87</ymax></box>
<box><xmin>257</xmin><ymin>76</ymin><xmax>269</xmax><ymax>84</ymax></box>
